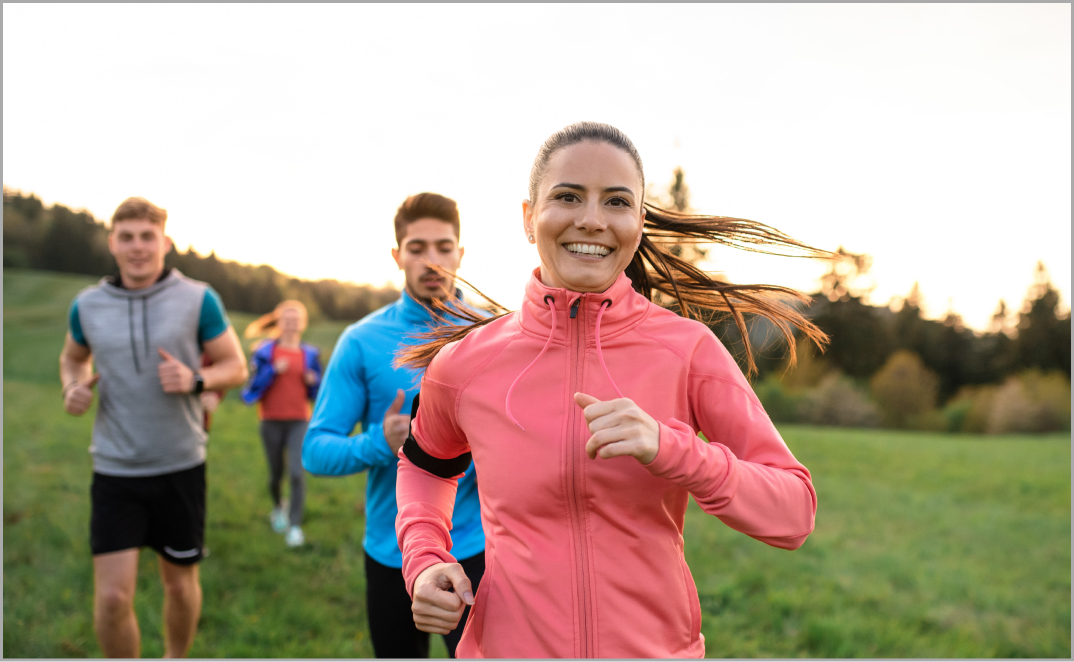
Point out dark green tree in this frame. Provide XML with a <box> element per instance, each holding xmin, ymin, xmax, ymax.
<box><xmin>1016</xmin><ymin>262</ymin><xmax>1071</xmax><ymax>377</ymax></box>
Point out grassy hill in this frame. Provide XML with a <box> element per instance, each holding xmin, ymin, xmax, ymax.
<box><xmin>3</xmin><ymin>268</ymin><xmax>1070</xmax><ymax>657</ymax></box>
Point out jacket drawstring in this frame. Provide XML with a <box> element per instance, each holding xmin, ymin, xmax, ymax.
<box><xmin>505</xmin><ymin>295</ymin><xmax>558</xmax><ymax>430</ymax></box>
<box><xmin>593</xmin><ymin>299</ymin><xmax>623</xmax><ymax>399</ymax></box>
<box><xmin>505</xmin><ymin>296</ymin><xmax>623</xmax><ymax>430</ymax></box>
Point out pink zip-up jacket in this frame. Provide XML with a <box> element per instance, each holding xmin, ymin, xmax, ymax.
<box><xmin>396</xmin><ymin>269</ymin><xmax>817</xmax><ymax>658</ymax></box>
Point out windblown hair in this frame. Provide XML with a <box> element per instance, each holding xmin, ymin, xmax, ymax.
<box><xmin>397</xmin><ymin>122</ymin><xmax>832</xmax><ymax>377</ymax></box>
<box><xmin>244</xmin><ymin>300</ymin><xmax>308</xmax><ymax>340</ymax></box>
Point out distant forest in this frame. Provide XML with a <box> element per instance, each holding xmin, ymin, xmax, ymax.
<box><xmin>4</xmin><ymin>185</ymin><xmax>1070</xmax><ymax>433</ymax></box>
<box><xmin>2</xmin><ymin>189</ymin><xmax>400</xmax><ymax>322</ymax></box>
<box><xmin>646</xmin><ymin>169</ymin><xmax>1070</xmax><ymax>433</ymax></box>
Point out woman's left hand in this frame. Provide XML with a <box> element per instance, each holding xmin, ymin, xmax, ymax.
<box><xmin>574</xmin><ymin>393</ymin><xmax>660</xmax><ymax>465</ymax></box>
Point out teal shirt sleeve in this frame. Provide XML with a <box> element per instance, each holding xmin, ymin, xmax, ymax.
<box><xmin>198</xmin><ymin>288</ymin><xmax>230</xmax><ymax>344</ymax></box>
<box><xmin>68</xmin><ymin>299</ymin><xmax>87</xmax><ymax>346</ymax></box>
<box><xmin>302</xmin><ymin>331</ymin><xmax>397</xmax><ymax>475</ymax></box>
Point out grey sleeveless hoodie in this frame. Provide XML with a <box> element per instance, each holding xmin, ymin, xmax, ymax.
<box><xmin>74</xmin><ymin>269</ymin><xmax>212</xmax><ymax>477</ymax></box>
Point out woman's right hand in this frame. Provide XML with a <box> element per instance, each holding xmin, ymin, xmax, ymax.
<box><xmin>411</xmin><ymin>562</ymin><xmax>474</xmax><ymax>634</ymax></box>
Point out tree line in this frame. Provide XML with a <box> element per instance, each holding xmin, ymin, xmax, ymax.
<box><xmin>723</xmin><ymin>257</ymin><xmax>1071</xmax><ymax>394</ymax></box>
<box><xmin>647</xmin><ymin>169</ymin><xmax>1070</xmax><ymax>433</ymax></box>
<box><xmin>3</xmin><ymin>188</ymin><xmax>400</xmax><ymax>321</ymax></box>
<box><xmin>5</xmin><ymin>184</ymin><xmax>1070</xmax><ymax>431</ymax></box>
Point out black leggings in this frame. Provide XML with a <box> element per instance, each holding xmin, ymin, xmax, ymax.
<box><xmin>364</xmin><ymin>550</ymin><xmax>485</xmax><ymax>658</ymax></box>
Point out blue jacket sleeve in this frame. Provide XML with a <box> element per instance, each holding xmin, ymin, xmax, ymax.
<box><xmin>240</xmin><ymin>342</ymin><xmax>276</xmax><ymax>405</ymax></box>
<box><xmin>303</xmin><ymin>344</ymin><xmax>323</xmax><ymax>402</ymax></box>
<box><xmin>302</xmin><ymin>332</ymin><xmax>396</xmax><ymax>476</ymax></box>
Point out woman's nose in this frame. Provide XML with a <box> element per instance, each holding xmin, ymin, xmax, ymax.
<box><xmin>576</xmin><ymin>203</ymin><xmax>607</xmax><ymax>232</ymax></box>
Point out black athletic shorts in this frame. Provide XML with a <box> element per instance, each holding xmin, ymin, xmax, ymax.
<box><xmin>90</xmin><ymin>463</ymin><xmax>206</xmax><ymax>565</ymax></box>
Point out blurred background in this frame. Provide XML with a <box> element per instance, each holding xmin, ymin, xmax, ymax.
<box><xmin>4</xmin><ymin>4</ymin><xmax>1069</xmax><ymax>658</ymax></box>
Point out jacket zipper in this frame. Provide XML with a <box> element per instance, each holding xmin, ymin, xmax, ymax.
<box><xmin>566</xmin><ymin>296</ymin><xmax>592</xmax><ymax>657</ymax></box>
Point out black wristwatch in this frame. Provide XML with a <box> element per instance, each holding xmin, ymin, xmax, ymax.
<box><xmin>191</xmin><ymin>373</ymin><xmax>205</xmax><ymax>395</ymax></box>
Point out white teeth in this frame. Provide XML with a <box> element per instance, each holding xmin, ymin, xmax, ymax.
<box><xmin>565</xmin><ymin>243</ymin><xmax>611</xmax><ymax>257</ymax></box>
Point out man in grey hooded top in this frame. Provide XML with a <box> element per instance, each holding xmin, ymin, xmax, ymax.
<box><xmin>60</xmin><ymin>197</ymin><xmax>248</xmax><ymax>658</ymax></box>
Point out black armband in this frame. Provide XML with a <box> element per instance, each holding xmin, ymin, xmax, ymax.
<box><xmin>401</xmin><ymin>393</ymin><xmax>472</xmax><ymax>478</ymax></box>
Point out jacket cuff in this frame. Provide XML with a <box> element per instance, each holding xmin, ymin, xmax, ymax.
<box><xmin>644</xmin><ymin>419</ymin><xmax>733</xmax><ymax>496</ymax></box>
<box><xmin>358</xmin><ymin>423</ymin><xmax>397</xmax><ymax>466</ymax></box>
<box><xmin>403</xmin><ymin>548</ymin><xmax>460</xmax><ymax>598</ymax></box>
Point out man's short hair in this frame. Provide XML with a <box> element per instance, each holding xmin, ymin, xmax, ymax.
<box><xmin>394</xmin><ymin>193</ymin><xmax>460</xmax><ymax>245</ymax></box>
<box><xmin>111</xmin><ymin>197</ymin><xmax>167</xmax><ymax>229</ymax></box>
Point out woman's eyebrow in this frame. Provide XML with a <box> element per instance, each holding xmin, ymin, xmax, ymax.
<box><xmin>551</xmin><ymin>183</ymin><xmax>634</xmax><ymax>195</ymax></box>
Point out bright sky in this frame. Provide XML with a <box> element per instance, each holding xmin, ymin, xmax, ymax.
<box><xmin>4</xmin><ymin>4</ymin><xmax>1070</xmax><ymax>330</ymax></box>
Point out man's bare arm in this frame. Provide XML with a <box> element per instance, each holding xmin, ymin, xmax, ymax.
<box><xmin>200</xmin><ymin>327</ymin><xmax>248</xmax><ymax>391</ymax></box>
<box><xmin>60</xmin><ymin>333</ymin><xmax>92</xmax><ymax>389</ymax></box>
<box><xmin>60</xmin><ymin>333</ymin><xmax>97</xmax><ymax>415</ymax></box>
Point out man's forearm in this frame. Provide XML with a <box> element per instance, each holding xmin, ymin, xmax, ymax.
<box><xmin>59</xmin><ymin>355</ymin><xmax>92</xmax><ymax>391</ymax></box>
<box><xmin>199</xmin><ymin>358</ymin><xmax>248</xmax><ymax>391</ymax></box>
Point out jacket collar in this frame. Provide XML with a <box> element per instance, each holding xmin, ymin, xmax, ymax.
<box><xmin>517</xmin><ymin>268</ymin><xmax>651</xmax><ymax>343</ymax></box>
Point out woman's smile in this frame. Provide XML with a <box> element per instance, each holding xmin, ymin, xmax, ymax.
<box><xmin>563</xmin><ymin>242</ymin><xmax>613</xmax><ymax>259</ymax></box>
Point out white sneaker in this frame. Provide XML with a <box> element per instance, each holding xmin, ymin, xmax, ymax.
<box><xmin>270</xmin><ymin>507</ymin><xmax>289</xmax><ymax>534</ymax></box>
<box><xmin>285</xmin><ymin>525</ymin><xmax>305</xmax><ymax>547</ymax></box>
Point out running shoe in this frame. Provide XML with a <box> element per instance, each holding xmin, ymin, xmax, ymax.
<box><xmin>270</xmin><ymin>506</ymin><xmax>289</xmax><ymax>534</ymax></box>
<box><xmin>285</xmin><ymin>525</ymin><xmax>305</xmax><ymax>548</ymax></box>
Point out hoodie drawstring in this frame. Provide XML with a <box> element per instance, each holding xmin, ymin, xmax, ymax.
<box><xmin>142</xmin><ymin>297</ymin><xmax>150</xmax><ymax>359</ymax></box>
<box><xmin>594</xmin><ymin>299</ymin><xmax>623</xmax><ymax>399</ymax></box>
<box><xmin>128</xmin><ymin>299</ymin><xmax>141</xmax><ymax>374</ymax></box>
<box><xmin>127</xmin><ymin>296</ymin><xmax>152</xmax><ymax>374</ymax></box>
<box><xmin>505</xmin><ymin>295</ymin><xmax>558</xmax><ymax>430</ymax></box>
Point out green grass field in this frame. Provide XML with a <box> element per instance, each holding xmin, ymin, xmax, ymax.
<box><xmin>4</xmin><ymin>268</ymin><xmax>1071</xmax><ymax>658</ymax></box>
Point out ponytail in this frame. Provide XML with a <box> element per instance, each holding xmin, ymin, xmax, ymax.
<box><xmin>627</xmin><ymin>204</ymin><xmax>830</xmax><ymax>376</ymax></box>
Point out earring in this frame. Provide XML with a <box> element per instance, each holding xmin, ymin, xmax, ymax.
<box><xmin>527</xmin><ymin>234</ymin><xmax>534</xmax><ymax>243</ymax></box>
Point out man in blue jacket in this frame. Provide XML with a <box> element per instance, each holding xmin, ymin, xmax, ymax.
<box><xmin>303</xmin><ymin>193</ymin><xmax>484</xmax><ymax>659</ymax></box>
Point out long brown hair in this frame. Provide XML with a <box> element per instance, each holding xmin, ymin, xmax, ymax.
<box><xmin>397</xmin><ymin>122</ymin><xmax>832</xmax><ymax>377</ymax></box>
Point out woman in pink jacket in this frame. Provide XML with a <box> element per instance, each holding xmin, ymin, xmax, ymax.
<box><xmin>395</xmin><ymin>122</ymin><xmax>828</xmax><ymax>658</ymax></box>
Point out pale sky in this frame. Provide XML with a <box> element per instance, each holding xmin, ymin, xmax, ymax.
<box><xmin>4</xmin><ymin>4</ymin><xmax>1070</xmax><ymax>330</ymax></box>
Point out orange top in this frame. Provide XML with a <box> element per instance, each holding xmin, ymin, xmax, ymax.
<box><xmin>258</xmin><ymin>344</ymin><xmax>311</xmax><ymax>421</ymax></box>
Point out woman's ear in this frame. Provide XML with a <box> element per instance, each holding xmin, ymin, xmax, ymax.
<box><xmin>522</xmin><ymin>200</ymin><xmax>535</xmax><ymax>243</ymax></box>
